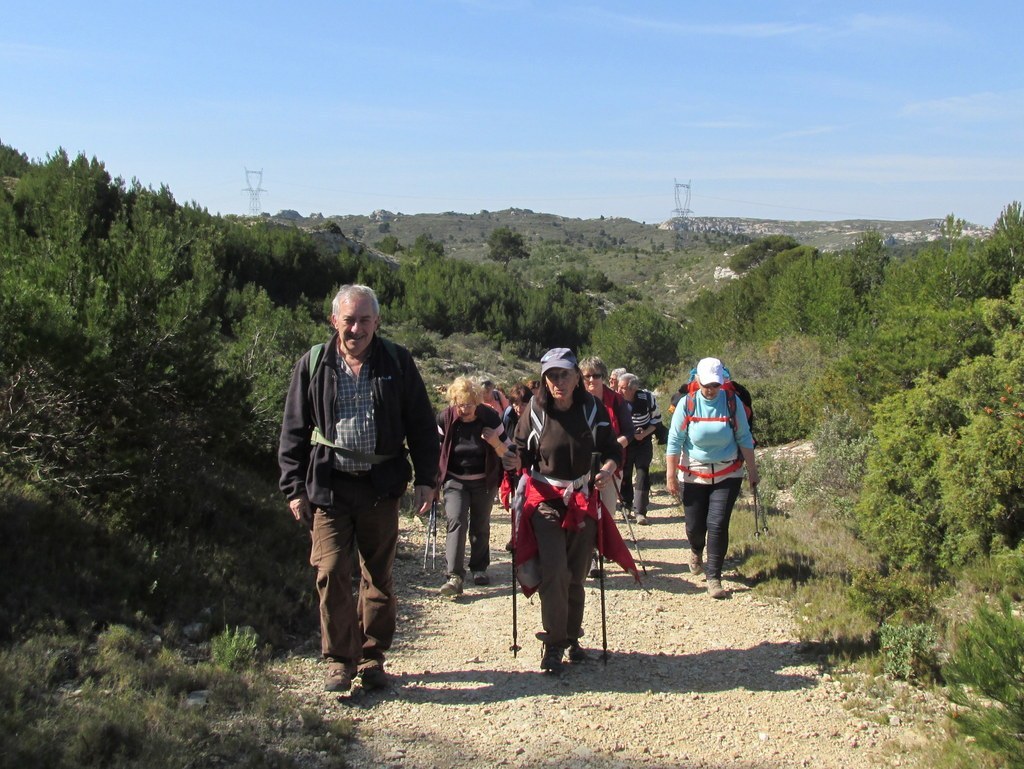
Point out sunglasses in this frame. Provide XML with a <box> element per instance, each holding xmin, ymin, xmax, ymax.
<box><xmin>702</xmin><ymin>382</ymin><xmax>723</xmax><ymax>389</ymax></box>
<box><xmin>582</xmin><ymin>373</ymin><xmax>603</xmax><ymax>380</ymax></box>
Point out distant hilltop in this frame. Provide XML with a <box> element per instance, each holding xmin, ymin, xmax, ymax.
<box><xmin>661</xmin><ymin>215</ymin><xmax>991</xmax><ymax>249</ymax></box>
<box><xmin>265</xmin><ymin>207</ymin><xmax>991</xmax><ymax>253</ymax></box>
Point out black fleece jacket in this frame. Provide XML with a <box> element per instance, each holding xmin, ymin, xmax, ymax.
<box><xmin>278</xmin><ymin>333</ymin><xmax>439</xmax><ymax>506</ymax></box>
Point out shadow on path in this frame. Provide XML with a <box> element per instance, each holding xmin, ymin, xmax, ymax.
<box><xmin>342</xmin><ymin>641</ymin><xmax>817</xmax><ymax>708</ymax></box>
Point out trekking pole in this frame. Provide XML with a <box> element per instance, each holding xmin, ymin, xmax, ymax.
<box><xmin>422</xmin><ymin>499</ymin><xmax>430</xmax><ymax>569</ymax></box>
<box><xmin>423</xmin><ymin>498</ymin><xmax>438</xmax><ymax>569</ymax></box>
<box><xmin>612</xmin><ymin>478</ymin><xmax>648</xmax><ymax>576</ymax></box>
<box><xmin>752</xmin><ymin>485</ymin><xmax>768</xmax><ymax>537</ymax></box>
<box><xmin>505</xmin><ymin>446</ymin><xmax>521</xmax><ymax>657</ymax></box>
<box><xmin>591</xmin><ymin>452</ymin><xmax>609</xmax><ymax>666</ymax></box>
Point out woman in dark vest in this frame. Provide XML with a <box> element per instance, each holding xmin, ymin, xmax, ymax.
<box><xmin>436</xmin><ymin>377</ymin><xmax>512</xmax><ymax>597</ymax></box>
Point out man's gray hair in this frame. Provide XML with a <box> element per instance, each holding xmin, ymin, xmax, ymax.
<box><xmin>618</xmin><ymin>373</ymin><xmax>640</xmax><ymax>390</ymax></box>
<box><xmin>332</xmin><ymin>284</ymin><xmax>380</xmax><ymax>317</ymax></box>
<box><xmin>609</xmin><ymin>367</ymin><xmax>627</xmax><ymax>381</ymax></box>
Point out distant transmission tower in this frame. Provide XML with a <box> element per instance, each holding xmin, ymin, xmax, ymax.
<box><xmin>672</xmin><ymin>178</ymin><xmax>693</xmax><ymax>222</ymax></box>
<box><xmin>243</xmin><ymin>168</ymin><xmax>267</xmax><ymax>215</ymax></box>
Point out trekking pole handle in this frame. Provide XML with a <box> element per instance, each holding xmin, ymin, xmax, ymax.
<box><xmin>501</xmin><ymin>443</ymin><xmax>520</xmax><ymax>472</ymax></box>
<box><xmin>591</xmin><ymin>452</ymin><xmax>616</xmax><ymax>493</ymax></box>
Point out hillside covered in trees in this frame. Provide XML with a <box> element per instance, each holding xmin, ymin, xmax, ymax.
<box><xmin>2</xmin><ymin>143</ymin><xmax>1023</xmax><ymax>767</ymax></box>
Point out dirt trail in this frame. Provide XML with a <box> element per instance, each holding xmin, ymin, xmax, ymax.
<box><xmin>275</xmin><ymin>487</ymin><xmax>922</xmax><ymax>768</ymax></box>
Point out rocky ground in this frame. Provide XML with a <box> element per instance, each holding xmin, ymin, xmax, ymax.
<box><xmin>273</xmin><ymin>486</ymin><xmax>936</xmax><ymax>768</ymax></box>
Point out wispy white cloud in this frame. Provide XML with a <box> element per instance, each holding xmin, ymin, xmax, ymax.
<box><xmin>769</xmin><ymin>125</ymin><xmax>841</xmax><ymax>141</ymax></box>
<box><xmin>839</xmin><ymin>13</ymin><xmax>949</xmax><ymax>38</ymax></box>
<box><xmin>572</xmin><ymin>8</ymin><xmax>946</xmax><ymax>42</ymax></box>
<box><xmin>445</xmin><ymin>0</ymin><xmax>532</xmax><ymax>12</ymax></box>
<box><xmin>588</xmin><ymin>12</ymin><xmax>819</xmax><ymax>39</ymax></box>
<box><xmin>678</xmin><ymin>120</ymin><xmax>761</xmax><ymax>130</ymax></box>
<box><xmin>901</xmin><ymin>90</ymin><xmax>1024</xmax><ymax>122</ymax></box>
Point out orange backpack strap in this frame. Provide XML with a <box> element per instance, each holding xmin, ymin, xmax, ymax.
<box><xmin>683</xmin><ymin>387</ymin><xmax>738</xmax><ymax>436</ymax></box>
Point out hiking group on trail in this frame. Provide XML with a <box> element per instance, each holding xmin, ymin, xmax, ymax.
<box><xmin>278</xmin><ymin>284</ymin><xmax>760</xmax><ymax>692</ymax></box>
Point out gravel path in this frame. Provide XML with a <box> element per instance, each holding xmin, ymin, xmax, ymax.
<box><xmin>275</xmin><ymin>487</ymin><xmax>922</xmax><ymax>768</ymax></box>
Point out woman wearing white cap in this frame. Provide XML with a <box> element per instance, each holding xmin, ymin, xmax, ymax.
<box><xmin>664</xmin><ymin>357</ymin><xmax>759</xmax><ymax>599</ymax></box>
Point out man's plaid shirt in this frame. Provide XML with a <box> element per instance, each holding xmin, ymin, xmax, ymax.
<box><xmin>331</xmin><ymin>356</ymin><xmax>377</xmax><ymax>472</ymax></box>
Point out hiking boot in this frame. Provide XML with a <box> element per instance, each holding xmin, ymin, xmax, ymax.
<box><xmin>567</xmin><ymin>640</ymin><xmax>590</xmax><ymax>663</ymax></box>
<box><xmin>472</xmin><ymin>571</ymin><xmax>490</xmax><ymax>586</ymax></box>
<box><xmin>540</xmin><ymin>642</ymin><xmax>565</xmax><ymax>674</ymax></box>
<box><xmin>625</xmin><ymin>508</ymin><xmax>636</xmax><ymax>520</ymax></box>
<box><xmin>438</xmin><ymin>574</ymin><xmax>463</xmax><ymax>597</ymax></box>
<box><xmin>707</xmin><ymin>578</ymin><xmax>728</xmax><ymax>599</ymax></box>
<box><xmin>324</xmin><ymin>662</ymin><xmax>355</xmax><ymax>693</ymax></box>
<box><xmin>635</xmin><ymin>514</ymin><xmax>649</xmax><ymax>525</ymax></box>
<box><xmin>358</xmin><ymin>661</ymin><xmax>388</xmax><ymax>690</ymax></box>
<box><xmin>688</xmin><ymin>550</ymin><xmax>704</xmax><ymax>576</ymax></box>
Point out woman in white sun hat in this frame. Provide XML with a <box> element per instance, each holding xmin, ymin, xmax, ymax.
<box><xmin>664</xmin><ymin>357</ymin><xmax>759</xmax><ymax>599</ymax></box>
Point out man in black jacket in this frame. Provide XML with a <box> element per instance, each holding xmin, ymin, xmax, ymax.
<box><xmin>617</xmin><ymin>373</ymin><xmax>662</xmax><ymax>525</ymax></box>
<box><xmin>279</xmin><ymin>284</ymin><xmax>438</xmax><ymax>693</ymax></box>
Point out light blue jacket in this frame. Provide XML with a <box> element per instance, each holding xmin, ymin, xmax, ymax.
<box><xmin>666</xmin><ymin>389</ymin><xmax>754</xmax><ymax>463</ymax></box>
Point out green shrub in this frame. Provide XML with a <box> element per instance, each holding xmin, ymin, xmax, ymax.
<box><xmin>856</xmin><ymin>284</ymin><xmax>1024</xmax><ymax>574</ymax></box>
<box><xmin>96</xmin><ymin>624</ymin><xmax>151</xmax><ymax>662</ymax></box>
<box><xmin>588</xmin><ymin>303</ymin><xmax>681</xmax><ymax>384</ymax></box>
<box><xmin>849</xmin><ymin>569</ymin><xmax>938</xmax><ymax>625</ymax></box>
<box><xmin>754</xmin><ymin>483</ymin><xmax>778</xmax><ymax>517</ymax></box>
<box><xmin>750</xmin><ymin>452</ymin><xmax>799</xmax><ymax>522</ymax></box>
<box><xmin>210</xmin><ymin>626</ymin><xmax>260</xmax><ymax>671</ymax></box>
<box><xmin>794</xmin><ymin>411</ymin><xmax>872</xmax><ymax>521</ymax></box>
<box><xmin>944</xmin><ymin>595</ymin><xmax>1024</xmax><ymax>768</ymax></box>
<box><xmin>878</xmin><ymin>621</ymin><xmax>938</xmax><ymax>680</ymax></box>
<box><xmin>0</xmin><ymin>626</ymin><xmax>353</xmax><ymax>769</ymax></box>
<box><xmin>397</xmin><ymin>326</ymin><xmax>439</xmax><ymax>358</ymax></box>
<box><xmin>961</xmin><ymin>546</ymin><xmax>1024</xmax><ymax>599</ymax></box>
<box><xmin>758</xmin><ymin>452</ymin><xmax>802</xmax><ymax>490</ymax></box>
<box><xmin>720</xmin><ymin>335</ymin><xmax>831</xmax><ymax>445</ymax></box>
<box><xmin>790</xmin><ymin>577</ymin><xmax>876</xmax><ymax>649</ymax></box>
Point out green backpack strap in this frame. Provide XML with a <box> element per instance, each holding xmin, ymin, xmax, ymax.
<box><xmin>306</xmin><ymin>340</ymin><xmax>398</xmax><ymax>464</ymax></box>
<box><xmin>308</xmin><ymin>343</ymin><xmax>326</xmax><ymax>379</ymax></box>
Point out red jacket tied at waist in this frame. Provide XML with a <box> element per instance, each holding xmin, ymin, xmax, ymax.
<box><xmin>513</xmin><ymin>474</ymin><xmax>640</xmax><ymax>597</ymax></box>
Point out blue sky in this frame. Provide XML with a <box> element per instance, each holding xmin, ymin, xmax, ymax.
<box><xmin>3</xmin><ymin>1</ymin><xmax>1022</xmax><ymax>225</ymax></box>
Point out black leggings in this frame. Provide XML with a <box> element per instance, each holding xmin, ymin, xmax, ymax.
<box><xmin>681</xmin><ymin>477</ymin><xmax>742</xmax><ymax>580</ymax></box>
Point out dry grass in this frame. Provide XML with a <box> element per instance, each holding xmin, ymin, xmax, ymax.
<box><xmin>0</xmin><ymin>624</ymin><xmax>353</xmax><ymax>769</ymax></box>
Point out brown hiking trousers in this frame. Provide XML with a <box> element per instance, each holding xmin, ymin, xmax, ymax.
<box><xmin>311</xmin><ymin>472</ymin><xmax>400</xmax><ymax>667</ymax></box>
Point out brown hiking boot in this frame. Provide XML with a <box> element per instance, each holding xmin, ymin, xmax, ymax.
<box><xmin>567</xmin><ymin>640</ymin><xmax>591</xmax><ymax>663</ymax></box>
<box><xmin>688</xmin><ymin>550</ymin><xmax>704</xmax><ymax>576</ymax></box>
<box><xmin>324</xmin><ymin>662</ymin><xmax>355</xmax><ymax>693</ymax></box>
<box><xmin>540</xmin><ymin>642</ymin><xmax>565</xmax><ymax>674</ymax></box>
<box><xmin>358</xmin><ymin>661</ymin><xmax>388</xmax><ymax>690</ymax></box>
<box><xmin>707</xmin><ymin>578</ymin><xmax>728</xmax><ymax>599</ymax></box>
